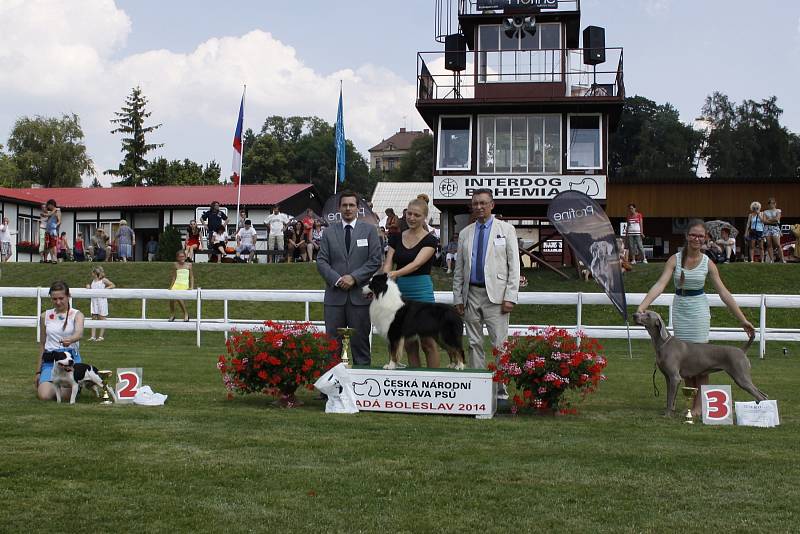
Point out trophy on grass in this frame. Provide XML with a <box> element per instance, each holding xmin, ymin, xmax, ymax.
<box><xmin>336</xmin><ymin>327</ymin><xmax>355</xmax><ymax>368</ymax></box>
<box><xmin>681</xmin><ymin>386</ymin><xmax>698</xmax><ymax>424</ymax></box>
<box><xmin>98</xmin><ymin>370</ymin><xmax>115</xmax><ymax>405</ymax></box>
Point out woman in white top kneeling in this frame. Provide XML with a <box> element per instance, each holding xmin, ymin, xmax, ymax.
<box><xmin>35</xmin><ymin>281</ymin><xmax>85</xmax><ymax>401</ymax></box>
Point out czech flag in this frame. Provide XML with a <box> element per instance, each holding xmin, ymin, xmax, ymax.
<box><xmin>231</xmin><ymin>94</ymin><xmax>244</xmax><ymax>187</ymax></box>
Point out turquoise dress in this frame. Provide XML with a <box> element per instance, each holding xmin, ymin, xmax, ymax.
<box><xmin>672</xmin><ymin>252</ymin><xmax>710</xmax><ymax>343</ymax></box>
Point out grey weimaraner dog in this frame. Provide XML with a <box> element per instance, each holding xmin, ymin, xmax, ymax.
<box><xmin>633</xmin><ymin>310</ymin><xmax>768</xmax><ymax>415</ymax></box>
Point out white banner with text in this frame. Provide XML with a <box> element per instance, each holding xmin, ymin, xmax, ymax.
<box><xmin>348</xmin><ymin>368</ymin><xmax>497</xmax><ymax>419</ymax></box>
<box><xmin>434</xmin><ymin>175</ymin><xmax>607</xmax><ymax>201</ymax></box>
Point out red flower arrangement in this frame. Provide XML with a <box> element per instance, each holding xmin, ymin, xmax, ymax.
<box><xmin>218</xmin><ymin>321</ymin><xmax>340</xmax><ymax>405</ymax></box>
<box><xmin>489</xmin><ymin>326</ymin><xmax>607</xmax><ymax>415</ymax></box>
<box><xmin>16</xmin><ymin>240</ymin><xmax>38</xmax><ymax>252</ymax></box>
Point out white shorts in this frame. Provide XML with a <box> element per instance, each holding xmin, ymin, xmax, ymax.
<box><xmin>1</xmin><ymin>241</ymin><xmax>10</xmax><ymax>256</ymax></box>
<box><xmin>446</xmin><ymin>252</ymin><xmax>457</xmax><ymax>262</ymax></box>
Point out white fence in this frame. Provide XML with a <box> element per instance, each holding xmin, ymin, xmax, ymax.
<box><xmin>1</xmin><ymin>287</ymin><xmax>798</xmax><ymax>358</ymax></box>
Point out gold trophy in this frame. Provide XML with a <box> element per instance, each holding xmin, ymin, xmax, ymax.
<box><xmin>98</xmin><ymin>370</ymin><xmax>115</xmax><ymax>405</ymax></box>
<box><xmin>681</xmin><ymin>386</ymin><xmax>698</xmax><ymax>424</ymax></box>
<box><xmin>336</xmin><ymin>327</ymin><xmax>355</xmax><ymax>368</ymax></box>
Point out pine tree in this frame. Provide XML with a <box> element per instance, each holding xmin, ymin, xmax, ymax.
<box><xmin>90</xmin><ymin>177</ymin><xmax>103</xmax><ymax>188</ymax></box>
<box><xmin>105</xmin><ymin>86</ymin><xmax>163</xmax><ymax>186</ymax></box>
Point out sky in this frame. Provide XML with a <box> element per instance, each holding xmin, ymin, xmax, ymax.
<box><xmin>1</xmin><ymin>0</ymin><xmax>799</xmax><ymax>186</ymax></box>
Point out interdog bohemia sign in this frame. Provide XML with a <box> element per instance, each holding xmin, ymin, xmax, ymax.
<box><xmin>434</xmin><ymin>175</ymin><xmax>607</xmax><ymax>201</ymax></box>
<box><xmin>348</xmin><ymin>368</ymin><xmax>497</xmax><ymax>419</ymax></box>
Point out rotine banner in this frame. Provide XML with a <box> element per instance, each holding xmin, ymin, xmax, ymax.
<box><xmin>547</xmin><ymin>190</ymin><xmax>627</xmax><ymax>321</ymax></box>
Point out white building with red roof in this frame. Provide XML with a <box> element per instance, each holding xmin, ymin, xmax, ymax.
<box><xmin>0</xmin><ymin>184</ymin><xmax>321</xmax><ymax>261</ymax></box>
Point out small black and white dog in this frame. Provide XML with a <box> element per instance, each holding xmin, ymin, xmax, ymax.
<box><xmin>363</xmin><ymin>273</ymin><xmax>466</xmax><ymax>370</ymax></box>
<box><xmin>48</xmin><ymin>351</ymin><xmax>112</xmax><ymax>404</ymax></box>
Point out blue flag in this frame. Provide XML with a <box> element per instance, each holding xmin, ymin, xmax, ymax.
<box><xmin>335</xmin><ymin>88</ymin><xmax>346</xmax><ymax>184</ymax></box>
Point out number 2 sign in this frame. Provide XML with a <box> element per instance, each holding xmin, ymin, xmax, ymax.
<box><xmin>701</xmin><ymin>385</ymin><xmax>733</xmax><ymax>425</ymax></box>
<box><xmin>116</xmin><ymin>368</ymin><xmax>143</xmax><ymax>404</ymax></box>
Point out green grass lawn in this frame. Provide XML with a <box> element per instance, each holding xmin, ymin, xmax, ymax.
<box><xmin>1</xmin><ymin>263</ymin><xmax>799</xmax><ymax>532</ymax></box>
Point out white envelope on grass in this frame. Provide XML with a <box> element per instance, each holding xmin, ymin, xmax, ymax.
<box><xmin>314</xmin><ymin>363</ymin><xmax>359</xmax><ymax>414</ymax></box>
<box><xmin>735</xmin><ymin>400</ymin><xmax>779</xmax><ymax>427</ymax></box>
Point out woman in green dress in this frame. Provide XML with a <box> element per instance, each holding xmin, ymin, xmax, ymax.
<box><xmin>638</xmin><ymin>219</ymin><xmax>755</xmax><ymax>414</ymax></box>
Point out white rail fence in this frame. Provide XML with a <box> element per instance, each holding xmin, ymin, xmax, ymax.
<box><xmin>1</xmin><ymin>287</ymin><xmax>798</xmax><ymax>358</ymax></box>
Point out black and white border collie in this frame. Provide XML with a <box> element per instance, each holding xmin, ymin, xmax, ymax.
<box><xmin>363</xmin><ymin>273</ymin><xmax>466</xmax><ymax>370</ymax></box>
<box><xmin>47</xmin><ymin>352</ymin><xmax>113</xmax><ymax>404</ymax></box>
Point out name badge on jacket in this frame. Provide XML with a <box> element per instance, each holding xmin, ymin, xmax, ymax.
<box><xmin>494</xmin><ymin>236</ymin><xmax>506</xmax><ymax>247</ymax></box>
<box><xmin>357</xmin><ymin>238</ymin><xmax>368</xmax><ymax>247</ymax></box>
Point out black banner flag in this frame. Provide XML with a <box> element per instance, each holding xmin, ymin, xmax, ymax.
<box><xmin>547</xmin><ymin>190</ymin><xmax>627</xmax><ymax>321</ymax></box>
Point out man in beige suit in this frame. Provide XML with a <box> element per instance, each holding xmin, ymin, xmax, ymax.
<box><xmin>453</xmin><ymin>189</ymin><xmax>520</xmax><ymax>398</ymax></box>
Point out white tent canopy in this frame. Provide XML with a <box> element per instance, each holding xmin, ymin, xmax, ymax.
<box><xmin>370</xmin><ymin>182</ymin><xmax>441</xmax><ymax>226</ymax></box>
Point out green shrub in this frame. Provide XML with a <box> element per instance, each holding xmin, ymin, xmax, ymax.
<box><xmin>156</xmin><ymin>224</ymin><xmax>183</xmax><ymax>261</ymax></box>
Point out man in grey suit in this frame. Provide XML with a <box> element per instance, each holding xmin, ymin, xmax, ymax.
<box><xmin>317</xmin><ymin>191</ymin><xmax>382</xmax><ymax>365</ymax></box>
<box><xmin>453</xmin><ymin>188</ymin><xmax>520</xmax><ymax>398</ymax></box>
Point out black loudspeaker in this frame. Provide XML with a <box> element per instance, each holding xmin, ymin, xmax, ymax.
<box><xmin>582</xmin><ymin>26</ymin><xmax>606</xmax><ymax>65</ymax></box>
<box><xmin>444</xmin><ymin>33</ymin><xmax>467</xmax><ymax>72</ymax></box>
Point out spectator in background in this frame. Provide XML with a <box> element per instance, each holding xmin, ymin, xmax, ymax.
<box><xmin>185</xmin><ymin>220</ymin><xmax>202</xmax><ymax>262</ymax></box>
<box><xmin>264</xmin><ymin>204</ymin><xmax>289</xmax><ymax>263</ymax></box>
<box><xmin>399</xmin><ymin>208</ymin><xmax>409</xmax><ymax>233</ymax></box>
<box><xmin>235</xmin><ymin>219</ymin><xmax>258</xmax><ymax>262</ymax></box>
<box><xmin>287</xmin><ymin>220</ymin><xmax>307</xmax><ymax>262</ymax></box>
<box><xmin>44</xmin><ymin>199</ymin><xmax>61</xmax><ymax>264</ymax></box>
<box><xmin>90</xmin><ymin>228</ymin><xmax>111</xmax><ymax>262</ymax></box>
<box><xmin>625</xmin><ymin>203</ymin><xmax>647</xmax><ymax>264</ymax></box>
<box><xmin>761</xmin><ymin>197</ymin><xmax>786</xmax><ymax>264</ymax></box>
<box><xmin>169</xmin><ymin>250</ymin><xmax>193</xmax><ymax>322</ymax></box>
<box><xmin>0</xmin><ymin>216</ymin><xmax>17</xmax><ymax>262</ymax></box>
<box><xmin>715</xmin><ymin>228</ymin><xmax>736</xmax><ymax>263</ymax></box>
<box><xmin>38</xmin><ymin>204</ymin><xmax>48</xmax><ymax>261</ymax></box>
<box><xmin>73</xmin><ymin>232</ymin><xmax>86</xmax><ymax>262</ymax></box>
<box><xmin>445</xmin><ymin>232</ymin><xmax>459</xmax><ymax>274</ymax></box>
<box><xmin>301</xmin><ymin>208</ymin><xmax>316</xmax><ymax>242</ymax></box>
<box><xmin>201</xmin><ymin>201</ymin><xmax>228</xmax><ymax>249</ymax></box>
<box><xmin>745</xmin><ymin>201</ymin><xmax>765</xmax><ymax>263</ymax></box>
<box><xmin>384</xmin><ymin>208</ymin><xmax>400</xmax><ymax>237</ymax></box>
<box><xmin>209</xmin><ymin>227</ymin><xmax>228</xmax><ymax>263</ymax></box>
<box><xmin>114</xmin><ymin>219</ymin><xmax>136</xmax><ymax>262</ymax></box>
<box><xmin>378</xmin><ymin>226</ymin><xmax>388</xmax><ymax>261</ymax></box>
<box><xmin>236</xmin><ymin>209</ymin><xmax>247</xmax><ymax>233</ymax></box>
<box><xmin>307</xmin><ymin>220</ymin><xmax>324</xmax><ymax>262</ymax></box>
<box><xmin>146</xmin><ymin>235</ymin><xmax>159</xmax><ymax>261</ymax></box>
<box><xmin>366</xmin><ymin>202</ymin><xmax>380</xmax><ymax>225</ymax></box>
<box><xmin>56</xmin><ymin>232</ymin><xmax>71</xmax><ymax>262</ymax></box>
<box><xmin>87</xmin><ymin>266</ymin><xmax>115</xmax><ymax>341</ymax></box>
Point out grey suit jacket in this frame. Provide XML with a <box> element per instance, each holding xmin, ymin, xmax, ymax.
<box><xmin>316</xmin><ymin>220</ymin><xmax>382</xmax><ymax>306</ymax></box>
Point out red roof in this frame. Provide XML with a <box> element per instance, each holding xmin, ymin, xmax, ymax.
<box><xmin>0</xmin><ymin>184</ymin><xmax>314</xmax><ymax>209</ymax></box>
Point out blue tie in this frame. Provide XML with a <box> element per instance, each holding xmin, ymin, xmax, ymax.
<box><xmin>475</xmin><ymin>224</ymin><xmax>486</xmax><ymax>284</ymax></box>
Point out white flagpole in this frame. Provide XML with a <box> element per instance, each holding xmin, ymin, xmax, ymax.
<box><xmin>234</xmin><ymin>84</ymin><xmax>246</xmax><ymax>236</ymax></box>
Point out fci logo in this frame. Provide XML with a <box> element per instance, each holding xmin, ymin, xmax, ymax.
<box><xmin>439</xmin><ymin>177</ymin><xmax>458</xmax><ymax>198</ymax></box>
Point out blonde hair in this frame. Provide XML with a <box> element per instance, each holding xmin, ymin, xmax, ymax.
<box><xmin>407</xmin><ymin>198</ymin><xmax>429</xmax><ymax>217</ymax></box>
<box><xmin>92</xmin><ymin>266</ymin><xmax>105</xmax><ymax>278</ymax></box>
<box><xmin>750</xmin><ymin>201</ymin><xmax>761</xmax><ymax>211</ymax></box>
<box><xmin>416</xmin><ymin>193</ymin><xmax>430</xmax><ymax>204</ymax></box>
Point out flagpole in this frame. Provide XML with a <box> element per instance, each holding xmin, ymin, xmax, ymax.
<box><xmin>234</xmin><ymin>84</ymin><xmax>246</xmax><ymax>235</ymax></box>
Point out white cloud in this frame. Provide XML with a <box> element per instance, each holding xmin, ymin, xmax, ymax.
<box><xmin>643</xmin><ymin>0</ymin><xmax>672</xmax><ymax>17</ymax></box>
<box><xmin>0</xmin><ymin>1</ymin><xmax>417</xmax><ymax>185</ymax></box>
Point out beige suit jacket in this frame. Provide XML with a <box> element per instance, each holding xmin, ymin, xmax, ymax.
<box><xmin>453</xmin><ymin>217</ymin><xmax>520</xmax><ymax>306</ymax></box>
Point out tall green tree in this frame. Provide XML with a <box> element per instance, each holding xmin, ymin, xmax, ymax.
<box><xmin>609</xmin><ymin>96</ymin><xmax>702</xmax><ymax>179</ymax></box>
<box><xmin>144</xmin><ymin>158</ymin><xmax>221</xmax><ymax>186</ymax></box>
<box><xmin>385</xmin><ymin>134</ymin><xmax>434</xmax><ymax>182</ymax></box>
<box><xmin>0</xmin><ymin>143</ymin><xmax>18</xmax><ymax>187</ymax></box>
<box><xmin>701</xmin><ymin>92</ymin><xmax>800</xmax><ymax>178</ymax></box>
<box><xmin>105</xmin><ymin>86</ymin><xmax>163</xmax><ymax>186</ymax></box>
<box><xmin>242</xmin><ymin>115</ymin><xmax>374</xmax><ymax>200</ymax></box>
<box><xmin>6</xmin><ymin>114</ymin><xmax>95</xmax><ymax>187</ymax></box>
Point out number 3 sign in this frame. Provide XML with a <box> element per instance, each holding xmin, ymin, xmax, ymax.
<box><xmin>116</xmin><ymin>368</ymin><xmax>143</xmax><ymax>404</ymax></box>
<box><xmin>701</xmin><ymin>385</ymin><xmax>733</xmax><ymax>425</ymax></box>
